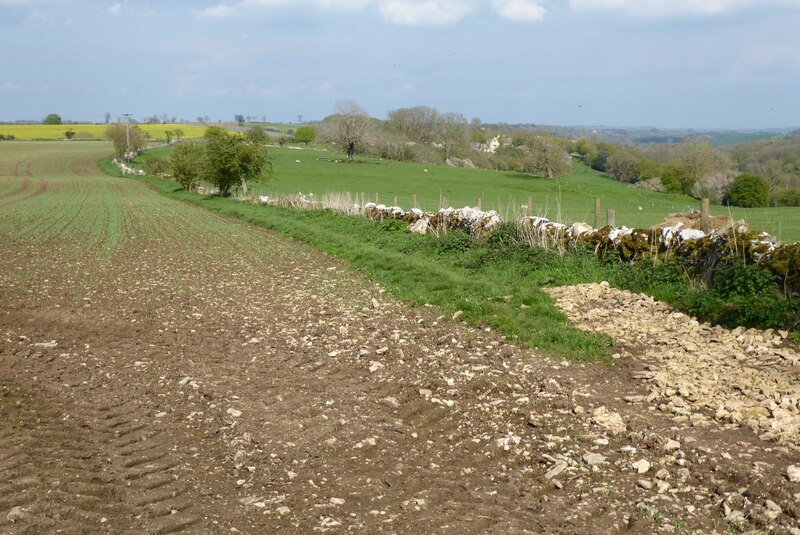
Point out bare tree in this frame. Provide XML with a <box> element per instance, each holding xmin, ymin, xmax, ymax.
<box><xmin>331</xmin><ymin>101</ymin><xmax>371</xmax><ymax>162</ymax></box>
<box><xmin>386</xmin><ymin>105</ymin><xmax>439</xmax><ymax>143</ymax></box>
<box><xmin>436</xmin><ymin>112</ymin><xmax>467</xmax><ymax>161</ymax></box>
<box><xmin>104</xmin><ymin>112</ymin><xmax>111</xmax><ymax>124</ymax></box>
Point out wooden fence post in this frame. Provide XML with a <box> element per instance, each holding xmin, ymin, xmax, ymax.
<box><xmin>527</xmin><ymin>195</ymin><xmax>532</xmax><ymax>217</ymax></box>
<box><xmin>701</xmin><ymin>198</ymin><xmax>710</xmax><ymax>233</ymax></box>
<box><xmin>607</xmin><ymin>209</ymin><xmax>616</xmax><ymax>227</ymax></box>
<box><xmin>477</xmin><ymin>197</ymin><xmax>482</xmax><ymax>210</ymax></box>
<box><xmin>393</xmin><ymin>195</ymin><xmax>397</xmax><ymax>207</ymax></box>
<box><xmin>413</xmin><ymin>194</ymin><xmax>418</xmax><ymax>209</ymax></box>
<box><xmin>595</xmin><ymin>198</ymin><xmax>601</xmax><ymax>228</ymax></box>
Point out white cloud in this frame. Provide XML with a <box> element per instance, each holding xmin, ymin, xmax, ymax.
<box><xmin>378</xmin><ymin>0</ymin><xmax>476</xmax><ymax>26</ymax></box>
<box><xmin>244</xmin><ymin>81</ymin><xmax>282</xmax><ymax>98</ymax></box>
<box><xmin>568</xmin><ymin>0</ymin><xmax>800</xmax><ymax>18</ymax></box>
<box><xmin>0</xmin><ymin>81</ymin><xmax>22</xmax><ymax>92</ymax></box>
<box><xmin>492</xmin><ymin>0</ymin><xmax>546</xmax><ymax>21</ymax></box>
<box><xmin>0</xmin><ymin>0</ymin><xmax>62</xmax><ymax>5</ymax></box>
<box><xmin>199</xmin><ymin>3</ymin><xmax>233</xmax><ymax>18</ymax></box>
<box><xmin>200</xmin><ymin>0</ymin><xmax>478</xmax><ymax>25</ymax></box>
<box><xmin>199</xmin><ymin>0</ymin><xmax>373</xmax><ymax>19</ymax></box>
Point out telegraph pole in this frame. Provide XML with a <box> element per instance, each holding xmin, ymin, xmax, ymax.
<box><xmin>122</xmin><ymin>113</ymin><xmax>132</xmax><ymax>160</ymax></box>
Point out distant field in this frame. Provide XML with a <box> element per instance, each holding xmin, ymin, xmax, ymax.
<box><xmin>0</xmin><ymin>123</ymin><xmax>207</xmax><ymax>141</ymax></box>
<box><xmin>708</xmin><ymin>132</ymin><xmax>786</xmax><ymax>146</ymax></box>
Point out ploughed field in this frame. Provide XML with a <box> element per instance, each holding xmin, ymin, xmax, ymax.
<box><xmin>1</xmin><ymin>142</ymin><xmax>799</xmax><ymax>534</ymax></box>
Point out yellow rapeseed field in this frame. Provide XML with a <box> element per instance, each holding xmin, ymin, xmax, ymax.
<box><xmin>0</xmin><ymin>123</ymin><xmax>207</xmax><ymax>140</ymax></box>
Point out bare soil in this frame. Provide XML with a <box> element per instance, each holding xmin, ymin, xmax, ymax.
<box><xmin>1</xmin><ymin>151</ymin><xmax>799</xmax><ymax>533</ymax></box>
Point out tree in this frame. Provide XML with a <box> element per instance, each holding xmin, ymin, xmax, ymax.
<box><xmin>330</xmin><ymin>101</ymin><xmax>371</xmax><ymax>162</ymax></box>
<box><xmin>523</xmin><ymin>135</ymin><xmax>571</xmax><ymax>178</ymax></box>
<box><xmin>386</xmin><ymin>106</ymin><xmax>439</xmax><ymax>143</ymax></box>
<box><xmin>204</xmin><ymin>127</ymin><xmax>271</xmax><ymax>196</ymax></box>
<box><xmin>605</xmin><ymin>149</ymin><xmax>642</xmax><ymax>183</ymax></box>
<box><xmin>105</xmin><ymin>124</ymin><xmax>146</xmax><ymax>158</ymax></box>
<box><xmin>174</xmin><ymin>128</ymin><xmax>185</xmax><ymax>141</ymax></box>
<box><xmin>294</xmin><ymin>125</ymin><xmax>316</xmax><ymax>145</ymax></box>
<box><xmin>170</xmin><ymin>143</ymin><xmax>206</xmax><ymax>191</ymax></box>
<box><xmin>436</xmin><ymin>112</ymin><xmax>467</xmax><ymax>161</ymax></box>
<box><xmin>728</xmin><ymin>174</ymin><xmax>770</xmax><ymax>207</ymax></box>
<box><xmin>234</xmin><ymin>114</ymin><xmax>245</xmax><ymax>126</ymax></box>
<box><xmin>64</xmin><ymin>129</ymin><xmax>76</xmax><ymax>140</ymax></box>
<box><xmin>245</xmin><ymin>125</ymin><xmax>269</xmax><ymax>145</ymax></box>
<box><xmin>43</xmin><ymin>113</ymin><xmax>62</xmax><ymax>125</ymax></box>
<box><xmin>671</xmin><ymin>139</ymin><xmax>729</xmax><ymax>195</ymax></box>
<box><xmin>104</xmin><ymin>112</ymin><xmax>111</xmax><ymax>124</ymax></box>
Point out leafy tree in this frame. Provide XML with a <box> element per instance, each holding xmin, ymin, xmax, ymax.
<box><xmin>204</xmin><ymin>127</ymin><xmax>271</xmax><ymax>196</ymax></box>
<box><xmin>165</xmin><ymin>130</ymin><xmax>174</xmax><ymax>144</ymax></box>
<box><xmin>170</xmin><ymin>143</ymin><xmax>206</xmax><ymax>191</ymax></box>
<box><xmin>105</xmin><ymin>124</ymin><xmax>146</xmax><ymax>158</ymax></box>
<box><xmin>173</xmin><ymin>128</ymin><xmax>184</xmax><ymax>140</ymax></box>
<box><xmin>728</xmin><ymin>174</ymin><xmax>770</xmax><ymax>207</ymax></box>
<box><xmin>331</xmin><ymin>101</ymin><xmax>371</xmax><ymax>162</ymax></box>
<box><xmin>605</xmin><ymin>149</ymin><xmax>642</xmax><ymax>183</ymax></box>
<box><xmin>234</xmin><ymin>114</ymin><xmax>245</xmax><ymax>126</ymax></box>
<box><xmin>294</xmin><ymin>125</ymin><xmax>316</xmax><ymax>145</ymax></box>
<box><xmin>245</xmin><ymin>125</ymin><xmax>269</xmax><ymax>145</ymax></box>
<box><xmin>104</xmin><ymin>112</ymin><xmax>111</xmax><ymax>124</ymax></box>
<box><xmin>43</xmin><ymin>113</ymin><xmax>62</xmax><ymax>125</ymax></box>
<box><xmin>671</xmin><ymin>139</ymin><xmax>729</xmax><ymax>195</ymax></box>
<box><xmin>64</xmin><ymin>129</ymin><xmax>76</xmax><ymax>140</ymax></box>
<box><xmin>522</xmin><ymin>135</ymin><xmax>571</xmax><ymax>178</ymax></box>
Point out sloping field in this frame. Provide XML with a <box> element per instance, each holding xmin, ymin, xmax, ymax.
<box><xmin>252</xmin><ymin>147</ymin><xmax>800</xmax><ymax>243</ymax></box>
<box><xmin>1</xmin><ymin>142</ymin><xmax>799</xmax><ymax>533</ymax></box>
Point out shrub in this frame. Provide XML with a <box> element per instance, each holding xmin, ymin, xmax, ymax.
<box><xmin>773</xmin><ymin>189</ymin><xmax>800</xmax><ymax>207</ymax></box>
<box><xmin>170</xmin><ymin>143</ymin><xmax>206</xmax><ymax>191</ymax></box>
<box><xmin>728</xmin><ymin>174</ymin><xmax>769</xmax><ymax>207</ymax></box>
<box><xmin>144</xmin><ymin>158</ymin><xmax>169</xmax><ymax>176</ymax></box>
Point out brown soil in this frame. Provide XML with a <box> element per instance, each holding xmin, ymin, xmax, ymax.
<box><xmin>1</xmin><ymin>151</ymin><xmax>799</xmax><ymax>533</ymax></box>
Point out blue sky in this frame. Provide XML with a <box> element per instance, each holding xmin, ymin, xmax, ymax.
<box><xmin>1</xmin><ymin>0</ymin><xmax>799</xmax><ymax>128</ymax></box>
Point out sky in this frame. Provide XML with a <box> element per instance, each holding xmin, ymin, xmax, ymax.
<box><xmin>1</xmin><ymin>0</ymin><xmax>799</xmax><ymax>129</ymax></box>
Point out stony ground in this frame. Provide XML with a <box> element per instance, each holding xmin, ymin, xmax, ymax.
<box><xmin>1</xmin><ymin>144</ymin><xmax>799</xmax><ymax>534</ymax></box>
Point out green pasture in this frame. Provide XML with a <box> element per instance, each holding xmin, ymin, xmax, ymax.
<box><xmin>136</xmin><ymin>144</ymin><xmax>800</xmax><ymax>242</ymax></box>
<box><xmin>268</xmin><ymin>148</ymin><xmax>800</xmax><ymax>242</ymax></box>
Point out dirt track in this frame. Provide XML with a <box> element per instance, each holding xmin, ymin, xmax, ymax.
<box><xmin>1</xmin><ymin>144</ymin><xmax>800</xmax><ymax>533</ymax></box>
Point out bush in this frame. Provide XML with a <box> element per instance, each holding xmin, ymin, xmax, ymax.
<box><xmin>144</xmin><ymin>158</ymin><xmax>169</xmax><ymax>176</ymax></box>
<box><xmin>773</xmin><ymin>189</ymin><xmax>800</xmax><ymax>207</ymax></box>
<box><xmin>727</xmin><ymin>174</ymin><xmax>769</xmax><ymax>207</ymax></box>
<box><xmin>170</xmin><ymin>143</ymin><xmax>206</xmax><ymax>191</ymax></box>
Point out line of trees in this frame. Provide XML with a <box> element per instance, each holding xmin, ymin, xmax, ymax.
<box><xmin>572</xmin><ymin>133</ymin><xmax>800</xmax><ymax>207</ymax></box>
<box><xmin>316</xmin><ymin>102</ymin><xmax>572</xmax><ymax>178</ymax></box>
